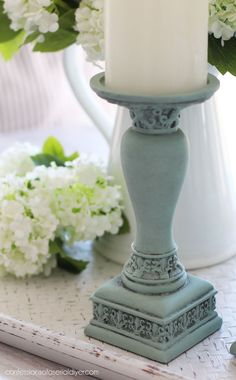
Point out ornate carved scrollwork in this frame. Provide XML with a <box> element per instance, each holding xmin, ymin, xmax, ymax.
<box><xmin>129</xmin><ymin>106</ymin><xmax>181</xmax><ymax>133</ymax></box>
<box><xmin>124</xmin><ymin>251</ymin><xmax>183</xmax><ymax>281</ymax></box>
<box><xmin>93</xmin><ymin>296</ymin><xmax>216</xmax><ymax>345</ymax></box>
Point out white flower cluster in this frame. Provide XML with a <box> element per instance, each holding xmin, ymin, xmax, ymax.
<box><xmin>0</xmin><ymin>144</ymin><xmax>123</xmax><ymax>278</ymax></box>
<box><xmin>209</xmin><ymin>0</ymin><xmax>236</xmax><ymax>43</ymax></box>
<box><xmin>75</xmin><ymin>0</ymin><xmax>104</xmax><ymax>62</ymax></box>
<box><xmin>0</xmin><ymin>142</ymin><xmax>38</xmax><ymax>177</ymax></box>
<box><xmin>53</xmin><ymin>160</ymin><xmax>122</xmax><ymax>242</ymax></box>
<box><xmin>3</xmin><ymin>0</ymin><xmax>59</xmax><ymax>38</ymax></box>
<box><xmin>0</xmin><ymin>173</ymin><xmax>58</xmax><ymax>278</ymax></box>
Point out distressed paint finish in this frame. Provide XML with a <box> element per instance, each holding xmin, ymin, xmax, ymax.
<box><xmin>0</xmin><ymin>248</ymin><xmax>235</xmax><ymax>378</ymax></box>
<box><xmin>0</xmin><ymin>315</ymin><xmax>185</xmax><ymax>380</ymax></box>
<box><xmin>85</xmin><ymin>73</ymin><xmax>222</xmax><ymax>363</ymax></box>
<box><xmin>0</xmin><ymin>342</ymin><xmax>82</xmax><ymax>380</ymax></box>
<box><xmin>92</xmin><ymin>294</ymin><xmax>217</xmax><ymax>344</ymax></box>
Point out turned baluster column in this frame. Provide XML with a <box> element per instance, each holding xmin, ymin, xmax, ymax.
<box><xmin>120</xmin><ymin>104</ymin><xmax>188</xmax><ymax>294</ymax></box>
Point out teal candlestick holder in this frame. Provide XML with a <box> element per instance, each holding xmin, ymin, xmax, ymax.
<box><xmin>85</xmin><ymin>73</ymin><xmax>222</xmax><ymax>363</ymax></box>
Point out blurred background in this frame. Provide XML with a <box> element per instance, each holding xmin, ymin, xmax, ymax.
<box><xmin>0</xmin><ymin>46</ymin><xmax>114</xmax><ymax>162</ymax></box>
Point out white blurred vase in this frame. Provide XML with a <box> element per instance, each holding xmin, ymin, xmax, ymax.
<box><xmin>64</xmin><ymin>45</ymin><xmax>236</xmax><ymax>269</ymax></box>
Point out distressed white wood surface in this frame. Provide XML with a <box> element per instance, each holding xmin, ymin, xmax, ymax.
<box><xmin>0</xmin><ymin>243</ymin><xmax>235</xmax><ymax>380</ymax></box>
<box><xmin>0</xmin><ymin>342</ymin><xmax>91</xmax><ymax>380</ymax></box>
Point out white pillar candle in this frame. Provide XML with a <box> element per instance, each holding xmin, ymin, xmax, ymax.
<box><xmin>105</xmin><ymin>0</ymin><xmax>209</xmax><ymax>95</ymax></box>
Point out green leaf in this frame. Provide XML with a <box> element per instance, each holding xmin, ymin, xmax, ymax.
<box><xmin>208</xmin><ymin>35</ymin><xmax>236</xmax><ymax>76</ymax></box>
<box><xmin>34</xmin><ymin>29</ymin><xmax>77</xmax><ymax>52</ymax></box>
<box><xmin>24</xmin><ymin>31</ymin><xmax>40</xmax><ymax>44</ymax></box>
<box><xmin>50</xmin><ymin>238</ymin><xmax>88</xmax><ymax>274</ymax></box>
<box><xmin>58</xmin><ymin>8</ymin><xmax>77</xmax><ymax>31</ymax></box>
<box><xmin>57</xmin><ymin>254</ymin><xmax>88</xmax><ymax>274</ymax></box>
<box><xmin>43</xmin><ymin>136</ymin><xmax>65</xmax><ymax>161</ymax></box>
<box><xmin>49</xmin><ymin>239</ymin><xmax>63</xmax><ymax>255</ymax></box>
<box><xmin>33</xmin><ymin>10</ymin><xmax>77</xmax><ymax>52</ymax></box>
<box><xmin>118</xmin><ymin>212</ymin><xmax>131</xmax><ymax>235</ymax></box>
<box><xmin>42</xmin><ymin>136</ymin><xmax>79</xmax><ymax>164</ymax></box>
<box><xmin>0</xmin><ymin>2</ymin><xmax>21</xmax><ymax>43</ymax></box>
<box><xmin>31</xmin><ymin>153</ymin><xmax>64</xmax><ymax>167</ymax></box>
<box><xmin>65</xmin><ymin>152</ymin><xmax>79</xmax><ymax>162</ymax></box>
<box><xmin>54</xmin><ymin>0</ymin><xmax>81</xmax><ymax>12</ymax></box>
<box><xmin>54</xmin><ymin>0</ymin><xmax>71</xmax><ymax>11</ymax></box>
<box><xmin>57</xmin><ymin>0</ymin><xmax>81</xmax><ymax>9</ymax></box>
<box><xmin>0</xmin><ymin>31</ymin><xmax>25</xmax><ymax>60</ymax></box>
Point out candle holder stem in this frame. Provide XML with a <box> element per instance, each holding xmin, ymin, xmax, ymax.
<box><xmin>85</xmin><ymin>74</ymin><xmax>222</xmax><ymax>363</ymax></box>
<box><xmin>121</xmin><ymin>127</ymin><xmax>188</xmax><ymax>295</ymax></box>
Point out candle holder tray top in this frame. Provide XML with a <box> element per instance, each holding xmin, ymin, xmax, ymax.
<box><xmin>85</xmin><ymin>73</ymin><xmax>222</xmax><ymax>364</ymax></box>
<box><xmin>90</xmin><ymin>73</ymin><xmax>220</xmax><ymax>134</ymax></box>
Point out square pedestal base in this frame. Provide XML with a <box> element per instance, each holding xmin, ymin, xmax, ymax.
<box><xmin>85</xmin><ymin>274</ymin><xmax>222</xmax><ymax>363</ymax></box>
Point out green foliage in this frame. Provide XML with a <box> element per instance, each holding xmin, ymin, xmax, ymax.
<box><xmin>25</xmin><ymin>32</ymin><xmax>40</xmax><ymax>44</ymax></box>
<box><xmin>31</xmin><ymin>137</ymin><xmax>79</xmax><ymax>167</ymax></box>
<box><xmin>57</xmin><ymin>254</ymin><xmax>88</xmax><ymax>274</ymax></box>
<box><xmin>118</xmin><ymin>212</ymin><xmax>131</xmax><ymax>235</ymax></box>
<box><xmin>0</xmin><ymin>1</ymin><xmax>25</xmax><ymax>59</ymax></box>
<box><xmin>0</xmin><ymin>31</ymin><xmax>25</xmax><ymax>60</ymax></box>
<box><xmin>65</xmin><ymin>152</ymin><xmax>80</xmax><ymax>162</ymax></box>
<box><xmin>31</xmin><ymin>153</ymin><xmax>65</xmax><ymax>167</ymax></box>
<box><xmin>50</xmin><ymin>238</ymin><xmax>88</xmax><ymax>274</ymax></box>
<box><xmin>208</xmin><ymin>34</ymin><xmax>236</xmax><ymax>76</ymax></box>
<box><xmin>0</xmin><ymin>3</ymin><xmax>78</xmax><ymax>58</ymax></box>
<box><xmin>43</xmin><ymin>136</ymin><xmax>79</xmax><ymax>162</ymax></box>
<box><xmin>0</xmin><ymin>17</ymin><xmax>15</xmax><ymax>43</ymax></box>
<box><xmin>54</xmin><ymin>0</ymin><xmax>81</xmax><ymax>10</ymax></box>
<box><xmin>43</xmin><ymin>136</ymin><xmax>65</xmax><ymax>161</ymax></box>
<box><xmin>0</xmin><ymin>2</ymin><xmax>20</xmax><ymax>43</ymax></box>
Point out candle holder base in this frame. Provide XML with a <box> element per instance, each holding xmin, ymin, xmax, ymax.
<box><xmin>85</xmin><ymin>274</ymin><xmax>222</xmax><ymax>363</ymax></box>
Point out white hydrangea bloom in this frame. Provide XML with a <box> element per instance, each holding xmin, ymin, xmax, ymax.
<box><xmin>0</xmin><ymin>175</ymin><xmax>58</xmax><ymax>278</ymax></box>
<box><xmin>35</xmin><ymin>9</ymin><xmax>59</xmax><ymax>33</ymax></box>
<box><xmin>2</xmin><ymin>0</ymin><xmax>26</xmax><ymax>31</ymax></box>
<box><xmin>3</xmin><ymin>0</ymin><xmax>59</xmax><ymax>37</ymax></box>
<box><xmin>27</xmin><ymin>162</ymin><xmax>123</xmax><ymax>247</ymax></box>
<box><xmin>52</xmin><ymin>158</ymin><xmax>123</xmax><ymax>242</ymax></box>
<box><xmin>75</xmin><ymin>0</ymin><xmax>104</xmax><ymax>62</ymax></box>
<box><xmin>0</xmin><ymin>149</ymin><xmax>123</xmax><ymax>278</ymax></box>
<box><xmin>209</xmin><ymin>0</ymin><xmax>236</xmax><ymax>43</ymax></box>
<box><xmin>0</xmin><ymin>142</ymin><xmax>39</xmax><ymax>177</ymax></box>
